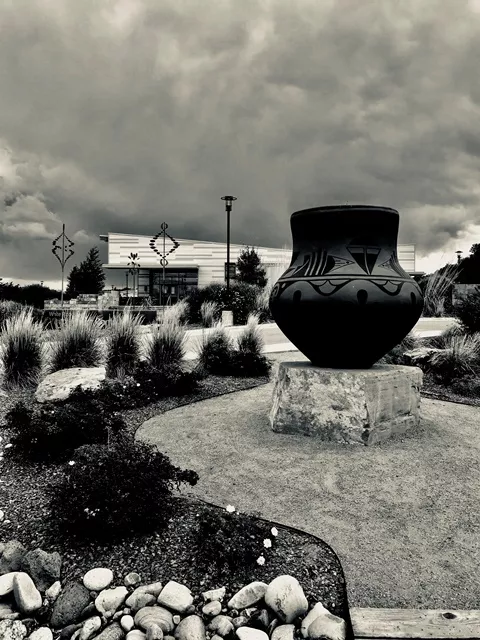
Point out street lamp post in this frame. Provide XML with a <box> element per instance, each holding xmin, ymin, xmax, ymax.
<box><xmin>456</xmin><ymin>250</ymin><xmax>463</xmax><ymax>264</ymax></box>
<box><xmin>221</xmin><ymin>196</ymin><xmax>237</xmax><ymax>294</ymax></box>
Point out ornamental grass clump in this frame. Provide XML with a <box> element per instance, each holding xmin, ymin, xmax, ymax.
<box><xmin>233</xmin><ymin>313</ymin><xmax>272</xmax><ymax>377</ymax></box>
<box><xmin>49</xmin><ymin>311</ymin><xmax>103</xmax><ymax>373</ymax></box>
<box><xmin>5</xmin><ymin>386</ymin><xmax>125</xmax><ymax>463</ymax></box>
<box><xmin>422</xmin><ymin>263</ymin><xmax>459</xmax><ymax>317</ymax></box>
<box><xmin>162</xmin><ymin>300</ymin><xmax>189</xmax><ymax>325</ymax></box>
<box><xmin>48</xmin><ymin>434</ymin><xmax>199</xmax><ymax>541</ymax></box>
<box><xmin>200</xmin><ymin>301</ymin><xmax>219</xmax><ymax>328</ymax></box>
<box><xmin>196</xmin><ymin>323</ymin><xmax>235</xmax><ymax>375</ymax></box>
<box><xmin>105</xmin><ymin>309</ymin><xmax>142</xmax><ymax>378</ymax></box>
<box><xmin>427</xmin><ymin>332</ymin><xmax>480</xmax><ymax>384</ymax></box>
<box><xmin>1</xmin><ymin>307</ymin><xmax>44</xmax><ymax>388</ymax></box>
<box><xmin>195</xmin><ymin>503</ymin><xmax>278</xmax><ymax>578</ymax></box>
<box><xmin>145</xmin><ymin>315</ymin><xmax>187</xmax><ymax>368</ymax></box>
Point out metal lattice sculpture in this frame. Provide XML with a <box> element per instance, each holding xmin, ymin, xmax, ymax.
<box><xmin>52</xmin><ymin>223</ymin><xmax>75</xmax><ymax>309</ymax></box>
<box><xmin>127</xmin><ymin>252</ymin><xmax>141</xmax><ymax>298</ymax></box>
<box><xmin>149</xmin><ymin>223</ymin><xmax>180</xmax><ymax>305</ymax></box>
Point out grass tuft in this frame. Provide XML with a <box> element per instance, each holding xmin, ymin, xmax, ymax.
<box><xmin>1</xmin><ymin>307</ymin><xmax>44</xmax><ymax>388</ymax></box>
<box><xmin>49</xmin><ymin>311</ymin><xmax>103</xmax><ymax>373</ymax></box>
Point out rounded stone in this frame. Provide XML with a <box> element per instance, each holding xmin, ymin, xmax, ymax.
<box><xmin>83</xmin><ymin>569</ymin><xmax>114</xmax><ymax>592</ymax></box>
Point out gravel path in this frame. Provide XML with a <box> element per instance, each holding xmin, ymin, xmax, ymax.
<box><xmin>136</xmin><ymin>353</ymin><xmax>480</xmax><ymax>610</ymax></box>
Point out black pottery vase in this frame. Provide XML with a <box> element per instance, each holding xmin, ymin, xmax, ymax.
<box><xmin>269</xmin><ymin>205</ymin><xmax>424</xmax><ymax>368</ymax></box>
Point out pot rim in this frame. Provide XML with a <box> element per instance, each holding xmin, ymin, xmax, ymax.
<box><xmin>292</xmin><ymin>204</ymin><xmax>399</xmax><ymax>217</ymax></box>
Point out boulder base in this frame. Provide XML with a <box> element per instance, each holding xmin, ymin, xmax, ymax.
<box><xmin>269</xmin><ymin>362</ymin><xmax>423</xmax><ymax>445</ymax></box>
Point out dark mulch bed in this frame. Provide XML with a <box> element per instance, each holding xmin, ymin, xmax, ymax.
<box><xmin>421</xmin><ymin>375</ymin><xmax>480</xmax><ymax>407</ymax></box>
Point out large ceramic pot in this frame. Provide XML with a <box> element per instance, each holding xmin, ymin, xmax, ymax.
<box><xmin>269</xmin><ymin>205</ymin><xmax>424</xmax><ymax>368</ymax></box>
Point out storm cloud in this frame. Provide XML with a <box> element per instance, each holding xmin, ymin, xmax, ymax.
<box><xmin>1</xmin><ymin>0</ymin><xmax>480</xmax><ymax>283</ymax></box>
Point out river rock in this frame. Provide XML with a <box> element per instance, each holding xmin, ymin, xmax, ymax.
<box><xmin>13</xmin><ymin>573</ymin><xmax>42</xmax><ymax>614</ymax></box>
<box><xmin>50</xmin><ymin>581</ymin><xmax>91</xmax><ymax>629</ymax></box>
<box><xmin>45</xmin><ymin>581</ymin><xmax>62</xmax><ymax>602</ymax></box>
<box><xmin>124</xmin><ymin>574</ymin><xmax>141</xmax><ymax>589</ymax></box>
<box><xmin>95</xmin><ymin>587</ymin><xmax>128</xmax><ymax>616</ymax></box>
<box><xmin>201</xmin><ymin>588</ymin><xmax>226</xmax><ymax>603</ymax></box>
<box><xmin>174</xmin><ymin>616</ymin><xmax>205</xmax><ymax>640</ymax></box>
<box><xmin>232</xmin><ymin>618</ymin><xmax>249</xmax><ymax>630</ymax></box>
<box><xmin>120</xmin><ymin>617</ymin><xmax>134</xmax><ymax>633</ymax></box>
<box><xmin>271</xmin><ymin>625</ymin><xmax>295</xmax><ymax>640</ymax></box>
<box><xmin>145</xmin><ymin>625</ymin><xmax>163</xmax><ymax>640</ymax></box>
<box><xmin>202</xmin><ymin>602</ymin><xmax>222</xmax><ymax>617</ymax></box>
<box><xmin>171</xmin><ymin>618</ymin><xmax>180</xmax><ymax>627</ymax></box>
<box><xmin>80</xmin><ymin>617</ymin><xmax>102</xmax><ymax>640</ymax></box>
<box><xmin>305</xmin><ymin>609</ymin><xmax>346</xmax><ymax>640</ymax></box>
<box><xmin>264</xmin><ymin>577</ymin><xmax>308</xmax><ymax>623</ymax></box>
<box><xmin>83</xmin><ymin>570</ymin><xmax>114</xmax><ymax>592</ymax></box>
<box><xmin>236</xmin><ymin>630</ymin><xmax>268</xmax><ymax>640</ymax></box>
<box><xmin>0</xmin><ymin>620</ymin><xmax>27</xmax><ymax>640</ymax></box>
<box><xmin>157</xmin><ymin>582</ymin><xmax>193</xmax><ymax>615</ymax></box>
<box><xmin>208</xmin><ymin>616</ymin><xmax>233</xmax><ymax>637</ymax></box>
<box><xmin>92</xmin><ymin>623</ymin><xmax>125</xmax><ymax>640</ymax></box>
<box><xmin>125</xmin><ymin>592</ymin><xmax>156</xmax><ymax>614</ymax></box>
<box><xmin>0</xmin><ymin>573</ymin><xmax>19</xmax><ymax>597</ymax></box>
<box><xmin>0</xmin><ymin>603</ymin><xmax>19</xmax><ymax>621</ymax></box>
<box><xmin>126</xmin><ymin>632</ymin><xmax>146</xmax><ymax>640</ymax></box>
<box><xmin>21</xmin><ymin>549</ymin><xmax>62</xmax><ymax>593</ymax></box>
<box><xmin>227</xmin><ymin>584</ymin><xmax>267</xmax><ymax>611</ymax></box>
<box><xmin>58</xmin><ymin>624</ymin><xmax>84</xmax><ymax>640</ymax></box>
<box><xmin>134</xmin><ymin>608</ymin><xmax>174</xmax><ymax>634</ymax></box>
<box><xmin>0</xmin><ymin>542</ymin><xmax>27</xmax><ymax>575</ymax></box>
<box><xmin>29</xmin><ymin>628</ymin><xmax>53</xmax><ymax>640</ymax></box>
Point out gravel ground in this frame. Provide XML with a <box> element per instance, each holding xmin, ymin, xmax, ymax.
<box><xmin>137</xmin><ymin>355</ymin><xmax>480</xmax><ymax>610</ymax></box>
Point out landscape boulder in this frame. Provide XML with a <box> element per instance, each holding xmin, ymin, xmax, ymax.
<box><xmin>35</xmin><ymin>367</ymin><xmax>106</xmax><ymax>404</ymax></box>
<box><xmin>21</xmin><ymin>549</ymin><xmax>62</xmax><ymax>593</ymax></box>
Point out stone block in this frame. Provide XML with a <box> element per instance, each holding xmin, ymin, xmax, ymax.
<box><xmin>269</xmin><ymin>361</ymin><xmax>423</xmax><ymax>445</ymax></box>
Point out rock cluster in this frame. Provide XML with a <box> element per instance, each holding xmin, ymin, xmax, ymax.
<box><xmin>0</xmin><ymin>541</ymin><xmax>347</xmax><ymax>640</ymax></box>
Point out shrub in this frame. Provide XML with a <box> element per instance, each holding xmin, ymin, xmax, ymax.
<box><xmin>5</xmin><ymin>387</ymin><xmax>125</xmax><ymax>463</ymax></box>
<box><xmin>427</xmin><ymin>332</ymin><xmax>480</xmax><ymax>383</ymax></box>
<box><xmin>49</xmin><ymin>311</ymin><xmax>103</xmax><ymax>373</ymax></box>
<box><xmin>144</xmin><ymin>316</ymin><xmax>186</xmax><ymax>368</ymax></box>
<box><xmin>97</xmin><ymin>361</ymin><xmax>200</xmax><ymax>409</ymax></box>
<box><xmin>105</xmin><ymin>309</ymin><xmax>142</xmax><ymax>378</ymax></box>
<box><xmin>185</xmin><ymin>283</ymin><xmax>259</xmax><ymax>325</ymax></box>
<box><xmin>196</xmin><ymin>325</ymin><xmax>235</xmax><ymax>375</ymax></box>
<box><xmin>48</xmin><ymin>435</ymin><xmax>199</xmax><ymax>541</ymax></box>
<box><xmin>200</xmin><ymin>301</ymin><xmax>219</xmax><ymax>328</ymax></box>
<box><xmin>195</xmin><ymin>506</ymin><xmax>277</xmax><ymax>577</ymax></box>
<box><xmin>0</xmin><ymin>300</ymin><xmax>24</xmax><ymax>329</ymax></box>
<box><xmin>233</xmin><ymin>313</ymin><xmax>272</xmax><ymax>377</ymax></box>
<box><xmin>455</xmin><ymin>287</ymin><xmax>480</xmax><ymax>333</ymax></box>
<box><xmin>421</xmin><ymin>264</ymin><xmax>459</xmax><ymax>317</ymax></box>
<box><xmin>1</xmin><ymin>308</ymin><xmax>44</xmax><ymax>388</ymax></box>
<box><xmin>380</xmin><ymin>333</ymin><xmax>418</xmax><ymax>365</ymax></box>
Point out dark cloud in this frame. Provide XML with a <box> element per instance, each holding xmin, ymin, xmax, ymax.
<box><xmin>1</xmin><ymin>0</ymin><xmax>480</xmax><ymax>282</ymax></box>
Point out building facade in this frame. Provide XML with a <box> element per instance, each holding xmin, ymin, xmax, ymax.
<box><xmin>100</xmin><ymin>233</ymin><xmax>419</xmax><ymax>304</ymax></box>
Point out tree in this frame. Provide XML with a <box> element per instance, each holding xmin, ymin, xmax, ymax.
<box><xmin>66</xmin><ymin>247</ymin><xmax>105</xmax><ymax>296</ymax></box>
<box><xmin>236</xmin><ymin>246</ymin><xmax>267</xmax><ymax>288</ymax></box>
<box><xmin>456</xmin><ymin>244</ymin><xmax>480</xmax><ymax>284</ymax></box>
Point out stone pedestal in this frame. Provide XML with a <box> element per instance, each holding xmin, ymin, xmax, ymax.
<box><xmin>269</xmin><ymin>362</ymin><xmax>423</xmax><ymax>445</ymax></box>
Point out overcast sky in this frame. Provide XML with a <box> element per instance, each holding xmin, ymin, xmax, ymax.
<box><xmin>2</xmin><ymin>0</ymin><xmax>480</xmax><ymax>288</ymax></box>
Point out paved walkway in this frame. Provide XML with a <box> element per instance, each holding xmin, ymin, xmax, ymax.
<box><xmin>136</xmin><ymin>354</ymin><xmax>480</xmax><ymax>610</ymax></box>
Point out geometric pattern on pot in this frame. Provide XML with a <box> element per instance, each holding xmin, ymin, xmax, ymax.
<box><xmin>282</xmin><ymin>250</ymin><xmax>354</xmax><ymax>279</ymax></box>
<box><xmin>378</xmin><ymin>254</ymin><xmax>408</xmax><ymax>277</ymax></box>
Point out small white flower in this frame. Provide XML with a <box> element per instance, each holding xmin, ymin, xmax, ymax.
<box><xmin>225</xmin><ymin>505</ymin><xmax>236</xmax><ymax>513</ymax></box>
<box><xmin>4</xmin><ymin>444</ymin><xmax>13</xmax><ymax>449</ymax></box>
<box><xmin>256</xmin><ymin>555</ymin><xmax>265</xmax><ymax>566</ymax></box>
<box><xmin>271</xmin><ymin>527</ymin><xmax>278</xmax><ymax>537</ymax></box>
<box><xmin>68</xmin><ymin>460</ymin><xmax>75</xmax><ymax>466</ymax></box>
<box><xmin>263</xmin><ymin>538</ymin><xmax>272</xmax><ymax>548</ymax></box>
<box><xmin>136</xmin><ymin>383</ymin><xmax>140</xmax><ymax>387</ymax></box>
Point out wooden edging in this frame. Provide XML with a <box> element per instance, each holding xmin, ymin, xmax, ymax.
<box><xmin>351</xmin><ymin>608</ymin><xmax>480</xmax><ymax>639</ymax></box>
